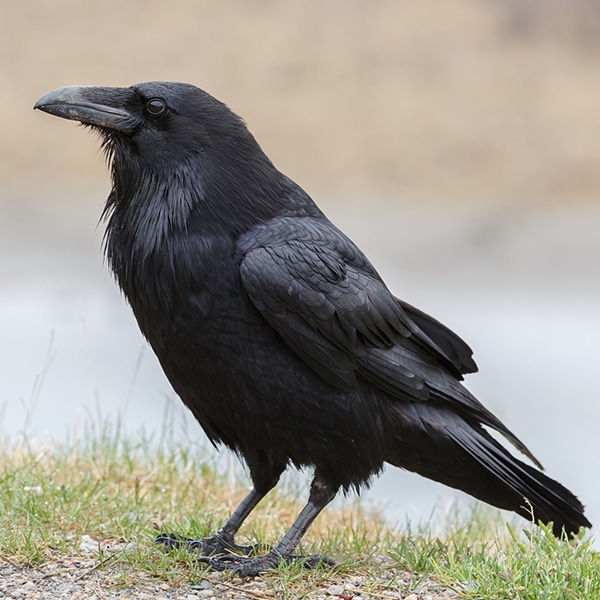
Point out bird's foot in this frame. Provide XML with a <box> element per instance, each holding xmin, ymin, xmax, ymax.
<box><xmin>197</xmin><ymin>550</ymin><xmax>335</xmax><ymax>577</ymax></box>
<box><xmin>155</xmin><ymin>531</ymin><xmax>264</xmax><ymax>557</ymax></box>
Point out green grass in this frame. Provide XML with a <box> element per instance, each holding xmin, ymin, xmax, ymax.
<box><xmin>389</xmin><ymin>515</ymin><xmax>599</xmax><ymax>600</ymax></box>
<box><xmin>0</xmin><ymin>422</ymin><xmax>597</xmax><ymax>599</ymax></box>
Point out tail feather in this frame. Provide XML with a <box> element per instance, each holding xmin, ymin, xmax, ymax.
<box><xmin>388</xmin><ymin>404</ymin><xmax>591</xmax><ymax>536</ymax></box>
<box><xmin>449</xmin><ymin>425</ymin><xmax>591</xmax><ymax>535</ymax></box>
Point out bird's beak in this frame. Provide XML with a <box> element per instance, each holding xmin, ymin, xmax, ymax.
<box><xmin>34</xmin><ymin>85</ymin><xmax>138</xmax><ymax>134</ymax></box>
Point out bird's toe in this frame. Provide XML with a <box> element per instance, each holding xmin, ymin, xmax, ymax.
<box><xmin>197</xmin><ymin>551</ymin><xmax>334</xmax><ymax>577</ymax></box>
<box><xmin>155</xmin><ymin>531</ymin><xmax>263</xmax><ymax>557</ymax></box>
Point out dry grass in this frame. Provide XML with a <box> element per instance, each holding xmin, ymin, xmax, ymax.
<box><xmin>0</xmin><ymin>422</ymin><xmax>385</xmax><ymax>573</ymax></box>
<box><xmin>4</xmin><ymin>0</ymin><xmax>600</xmax><ymax>204</ymax></box>
<box><xmin>0</xmin><ymin>423</ymin><xmax>456</xmax><ymax>598</ymax></box>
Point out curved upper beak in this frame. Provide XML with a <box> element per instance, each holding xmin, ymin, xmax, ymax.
<box><xmin>34</xmin><ymin>85</ymin><xmax>138</xmax><ymax>134</ymax></box>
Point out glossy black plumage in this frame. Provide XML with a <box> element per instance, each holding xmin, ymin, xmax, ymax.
<box><xmin>35</xmin><ymin>82</ymin><xmax>590</xmax><ymax>575</ymax></box>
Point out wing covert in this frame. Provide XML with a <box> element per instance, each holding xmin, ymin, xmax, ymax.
<box><xmin>238</xmin><ymin>221</ymin><xmax>451</xmax><ymax>401</ymax></box>
<box><xmin>237</xmin><ymin>216</ymin><xmax>538</xmax><ymax>465</ymax></box>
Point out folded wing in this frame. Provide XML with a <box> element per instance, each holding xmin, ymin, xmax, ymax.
<box><xmin>238</xmin><ymin>216</ymin><xmax>540</xmax><ymax>467</ymax></box>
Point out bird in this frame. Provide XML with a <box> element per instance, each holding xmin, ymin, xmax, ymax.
<box><xmin>34</xmin><ymin>82</ymin><xmax>591</xmax><ymax>576</ymax></box>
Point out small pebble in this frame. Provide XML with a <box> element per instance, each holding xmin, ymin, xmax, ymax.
<box><xmin>192</xmin><ymin>580</ymin><xmax>213</xmax><ymax>591</ymax></box>
<box><xmin>78</xmin><ymin>535</ymin><xmax>99</xmax><ymax>553</ymax></box>
<box><xmin>326</xmin><ymin>584</ymin><xmax>344</xmax><ymax>596</ymax></box>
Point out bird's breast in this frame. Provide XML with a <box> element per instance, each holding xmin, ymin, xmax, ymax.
<box><xmin>108</xmin><ymin>226</ymin><xmax>242</xmax><ymax>335</ymax></box>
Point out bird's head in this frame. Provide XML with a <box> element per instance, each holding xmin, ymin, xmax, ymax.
<box><xmin>35</xmin><ymin>82</ymin><xmax>261</xmax><ymax>165</ymax></box>
<box><xmin>34</xmin><ymin>82</ymin><xmax>293</xmax><ymax>230</ymax></box>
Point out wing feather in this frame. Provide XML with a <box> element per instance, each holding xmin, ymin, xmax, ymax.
<box><xmin>238</xmin><ymin>216</ymin><xmax>538</xmax><ymax>464</ymax></box>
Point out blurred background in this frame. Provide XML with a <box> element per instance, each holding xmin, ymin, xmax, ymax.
<box><xmin>1</xmin><ymin>0</ymin><xmax>599</xmax><ymax>535</ymax></box>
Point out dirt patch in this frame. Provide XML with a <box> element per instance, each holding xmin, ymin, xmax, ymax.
<box><xmin>0</xmin><ymin>556</ymin><xmax>457</xmax><ymax>600</ymax></box>
<box><xmin>4</xmin><ymin>0</ymin><xmax>600</xmax><ymax>203</ymax></box>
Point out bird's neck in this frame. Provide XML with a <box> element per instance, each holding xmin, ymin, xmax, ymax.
<box><xmin>101</xmin><ymin>153</ymin><xmax>296</xmax><ymax>283</ymax></box>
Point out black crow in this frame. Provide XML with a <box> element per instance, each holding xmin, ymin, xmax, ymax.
<box><xmin>35</xmin><ymin>83</ymin><xmax>590</xmax><ymax>576</ymax></box>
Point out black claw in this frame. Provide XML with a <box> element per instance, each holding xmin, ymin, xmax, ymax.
<box><xmin>155</xmin><ymin>531</ymin><xmax>264</xmax><ymax>557</ymax></box>
<box><xmin>155</xmin><ymin>531</ymin><xmax>183</xmax><ymax>550</ymax></box>
<box><xmin>196</xmin><ymin>551</ymin><xmax>335</xmax><ymax>577</ymax></box>
<box><xmin>155</xmin><ymin>532</ymin><xmax>334</xmax><ymax>576</ymax></box>
<box><xmin>296</xmin><ymin>554</ymin><xmax>336</xmax><ymax>569</ymax></box>
<box><xmin>197</xmin><ymin>553</ymin><xmax>278</xmax><ymax>577</ymax></box>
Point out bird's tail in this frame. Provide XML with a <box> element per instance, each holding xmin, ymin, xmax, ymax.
<box><xmin>387</xmin><ymin>404</ymin><xmax>591</xmax><ymax>536</ymax></box>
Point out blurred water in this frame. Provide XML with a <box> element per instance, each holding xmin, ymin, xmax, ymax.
<box><xmin>1</xmin><ymin>190</ymin><xmax>599</xmax><ymax>536</ymax></box>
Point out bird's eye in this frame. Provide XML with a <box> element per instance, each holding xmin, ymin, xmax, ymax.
<box><xmin>146</xmin><ymin>98</ymin><xmax>167</xmax><ymax>117</ymax></box>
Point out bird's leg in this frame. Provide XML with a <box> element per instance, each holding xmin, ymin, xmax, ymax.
<box><xmin>198</xmin><ymin>471</ymin><xmax>338</xmax><ymax>576</ymax></box>
<box><xmin>156</xmin><ymin>486</ymin><xmax>268</xmax><ymax>555</ymax></box>
<box><xmin>157</xmin><ymin>461</ymin><xmax>285</xmax><ymax>557</ymax></box>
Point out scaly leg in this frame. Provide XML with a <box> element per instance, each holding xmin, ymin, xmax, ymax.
<box><xmin>157</xmin><ymin>460</ymin><xmax>285</xmax><ymax>557</ymax></box>
<box><xmin>198</xmin><ymin>471</ymin><xmax>338</xmax><ymax>576</ymax></box>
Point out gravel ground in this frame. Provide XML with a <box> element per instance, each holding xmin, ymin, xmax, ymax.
<box><xmin>0</xmin><ymin>557</ymin><xmax>459</xmax><ymax>600</ymax></box>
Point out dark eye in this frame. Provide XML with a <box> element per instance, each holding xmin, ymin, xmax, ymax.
<box><xmin>146</xmin><ymin>98</ymin><xmax>166</xmax><ymax>116</ymax></box>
